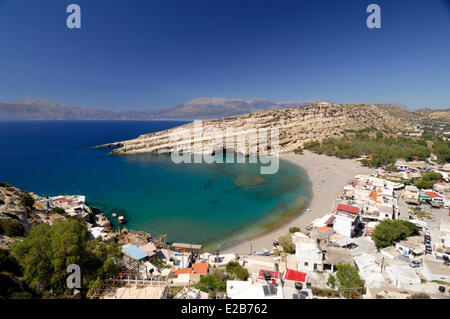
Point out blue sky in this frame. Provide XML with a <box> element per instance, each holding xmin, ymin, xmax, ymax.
<box><xmin>0</xmin><ymin>0</ymin><xmax>449</xmax><ymax>110</ymax></box>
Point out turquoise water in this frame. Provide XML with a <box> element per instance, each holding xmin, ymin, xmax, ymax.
<box><xmin>0</xmin><ymin>121</ymin><xmax>310</xmax><ymax>248</ymax></box>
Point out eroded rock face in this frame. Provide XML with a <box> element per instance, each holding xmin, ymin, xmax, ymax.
<box><xmin>98</xmin><ymin>103</ymin><xmax>413</xmax><ymax>155</ymax></box>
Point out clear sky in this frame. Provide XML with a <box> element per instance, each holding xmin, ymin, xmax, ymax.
<box><xmin>0</xmin><ymin>0</ymin><xmax>449</xmax><ymax>110</ymax></box>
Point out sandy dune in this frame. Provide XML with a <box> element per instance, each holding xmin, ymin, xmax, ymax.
<box><xmin>224</xmin><ymin>151</ymin><xmax>374</xmax><ymax>254</ymax></box>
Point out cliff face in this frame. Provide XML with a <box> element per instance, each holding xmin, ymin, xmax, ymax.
<box><xmin>99</xmin><ymin>103</ymin><xmax>413</xmax><ymax>155</ymax></box>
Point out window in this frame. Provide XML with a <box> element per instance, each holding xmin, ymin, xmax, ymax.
<box><xmin>304</xmin><ymin>262</ymin><xmax>308</xmax><ymax>266</ymax></box>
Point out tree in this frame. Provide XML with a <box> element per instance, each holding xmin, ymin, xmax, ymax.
<box><xmin>279</xmin><ymin>233</ymin><xmax>295</xmax><ymax>253</ymax></box>
<box><xmin>385</xmin><ymin>164</ymin><xmax>398</xmax><ymax>172</ymax></box>
<box><xmin>20</xmin><ymin>191</ymin><xmax>35</xmax><ymax>210</ymax></box>
<box><xmin>194</xmin><ymin>269</ymin><xmax>226</xmax><ymax>293</ymax></box>
<box><xmin>10</xmin><ymin>219</ymin><xmax>121</xmax><ymax>297</ymax></box>
<box><xmin>50</xmin><ymin>207</ymin><xmax>66</xmax><ymax>215</ymax></box>
<box><xmin>0</xmin><ymin>220</ymin><xmax>25</xmax><ymax>237</ymax></box>
<box><xmin>327</xmin><ymin>274</ymin><xmax>336</xmax><ymax>288</ymax></box>
<box><xmin>335</xmin><ymin>263</ymin><xmax>365</xmax><ymax>299</ymax></box>
<box><xmin>422</xmin><ymin>171</ymin><xmax>443</xmax><ymax>182</ymax></box>
<box><xmin>360</xmin><ymin>159</ymin><xmax>369</xmax><ymax>167</ymax></box>
<box><xmin>415</xmin><ymin>180</ymin><xmax>434</xmax><ymax>189</ymax></box>
<box><xmin>372</xmin><ymin>220</ymin><xmax>419</xmax><ymax>250</ymax></box>
<box><xmin>226</xmin><ymin>261</ymin><xmax>249</xmax><ymax>281</ymax></box>
<box><xmin>289</xmin><ymin>226</ymin><xmax>300</xmax><ymax>233</ymax></box>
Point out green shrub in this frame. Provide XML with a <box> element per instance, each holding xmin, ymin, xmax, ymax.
<box><xmin>10</xmin><ymin>219</ymin><xmax>122</xmax><ymax>297</ymax></box>
<box><xmin>303</xmin><ymin>134</ymin><xmax>430</xmax><ymax>167</ymax></box>
<box><xmin>10</xmin><ymin>292</ymin><xmax>33</xmax><ymax>299</ymax></box>
<box><xmin>20</xmin><ymin>191</ymin><xmax>35</xmax><ymax>210</ymax></box>
<box><xmin>327</xmin><ymin>274</ymin><xmax>336</xmax><ymax>288</ymax></box>
<box><xmin>226</xmin><ymin>261</ymin><xmax>249</xmax><ymax>281</ymax></box>
<box><xmin>408</xmin><ymin>293</ymin><xmax>430</xmax><ymax>299</ymax></box>
<box><xmin>335</xmin><ymin>263</ymin><xmax>365</xmax><ymax>299</ymax></box>
<box><xmin>0</xmin><ymin>220</ymin><xmax>25</xmax><ymax>237</ymax></box>
<box><xmin>372</xmin><ymin>220</ymin><xmax>419</xmax><ymax>250</ymax></box>
<box><xmin>194</xmin><ymin>269</ymin><xmax>226</xmax><ymax>293</ymax></box>
<box><xmin>289</xmin><ymin>226</ymin><xmax>300</xmax><ymax>233</ymax></box>
<box><xmin>50</xmin><ymin>207</ymin><xmax>66</xmax><ymax>215</ymax></box>
<box><xmin>0</xmin><ymin>248</ymin><xmax>22</xmax><ymax>276</ymax></box>
<box><xmin>279</xmin><ymin>233</ymin><xmax>295</xmax><ymax>253</ymax></box>
<box><xmin>311</xmin><ymin>287</ymin><xmax>340</xmax><ymax>298</ymax></box>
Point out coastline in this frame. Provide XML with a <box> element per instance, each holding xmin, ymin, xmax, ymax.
<box><xmin>223</xmin><ymin>151</ymin><xmax>375</xmax><ymax>254</ymax></box>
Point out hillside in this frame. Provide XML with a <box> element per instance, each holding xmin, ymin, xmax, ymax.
<box><xmin>0</xmin><ymin>97</ymin><xmax>322</xmax><ymax>121</ymax></box>
<box><xmin>381</xmin><ymin>104</ymin><xmax>450</xmax><ymax>126</ymax></box>
<box><xmin>98</xmin><ymin>102</ymin><xmax>414</xmax><ymax>156</ymax></box>
<box><xmin>0</xmin><ymin>98</ymin><xmax>122</xmax><ymax>120</ymax></box>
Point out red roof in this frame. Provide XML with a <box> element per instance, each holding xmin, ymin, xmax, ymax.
<box><xmin>324</xmin><ymin>215</ymin><xmax>335</xmax><ymax>225</ymax></box>
<box><xmin>174</xmin><ymin>268</ymin><xmax>193</xmax><ymax>276</ymax></box>
<box><xmin>192</xmin><ymin>262</ymin><xmax>208</xmax><ymax>274</ymax></box>
<box><xmin>174</xmin><ymin>262</ymin><xmax>209</xmax><ymax>276</ymax></box>
<box><xmin>283</xmin><ymin>268</ymin><xmax>307</xmax><ymax>282</ymax></box>
<box><xmin>426</xmin><ymin>192</ymin><xmax>442</xmax><ymax>198</ymax></box>
<box><xmin>315</xmin><ymin>226</ymin><xmax>332</xmax><ymax>231</ymax></box>
<box><xmin>337</xmin><ymin>203</ymin><xmax>359</xmax><ymax>214</ymax></box>
<box><xmin>258</xmin><ymin>270</ymin><xmax>282</xmax><ymax>280</ymax></box>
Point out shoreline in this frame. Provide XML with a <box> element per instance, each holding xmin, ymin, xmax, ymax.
<box><xmin>223</xmin><ymin>151</ymin><xmax>375</xmax><ymax>254</ymax></box>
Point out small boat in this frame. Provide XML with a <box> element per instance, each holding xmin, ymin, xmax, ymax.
<box><xmin>112</xmin><ymin>212</ymin><xmax>118</xmax><ymax>217</ymax></box>
<box><xmin>118</xmin><ymin>216</ymin><xmax>126</xmax><ymax>224</ymax></box>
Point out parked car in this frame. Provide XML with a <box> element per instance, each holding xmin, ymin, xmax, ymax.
<box><xmin>409</xmin><ymin>260</ymin><xmax>421</xmax><ymax>268</ymax></box>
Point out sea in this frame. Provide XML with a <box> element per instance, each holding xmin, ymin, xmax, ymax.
<box><xmin>0</xmin><ymin>120</ymin><xmax>310</xmax><ymax>250</ymax></box>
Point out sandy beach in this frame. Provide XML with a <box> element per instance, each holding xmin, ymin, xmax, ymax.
<box><xmin>224</xmin><ymin>151</ymin><xmax>374</xmax><ymax>254</ymax></box>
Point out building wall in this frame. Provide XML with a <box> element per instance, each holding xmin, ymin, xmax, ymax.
<box><xmin>333</xmin><ymin>215</ymin><xmax>354</xmax><ymax>237</ymax></box>
<box><xmin>422</xmin><ymin>262</ymin><xmax>450</xmax><ymax>282</ymax></box>
<box><xmin>295</xmin><ymin>242</ymin><xmax>323</xmax><ymax>272</ymax></box>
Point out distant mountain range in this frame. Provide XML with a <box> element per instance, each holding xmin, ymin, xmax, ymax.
<box><xmin>0</xmin><ymin>97</ymin><xmax>325</xmax><ymax>121</ymax></box>
<box><xmin>0</xmin><ymin>97</ymin><xmax>448</xmax><ymax>123</ymax></box>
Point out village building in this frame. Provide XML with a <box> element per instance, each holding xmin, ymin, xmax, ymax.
<box><xmin>173</xmin><ymin>262</ymin><xmax>209</xmax><ymax>283</ymax></box>
<box><xmin>159</xmin><ymin>248</ymin><xmax>192</xmax><ymax>269</ymax></box>
<box><xmin>404</xmin><ymin>185</ymin><xmax>420</xmax><ymax>205</ymax></box>
<box><xmin>433</xmin><ymin>182</ymin><xmax>449</xmax><ymax>193</ymax></box>
<box><xmin>421</xmin><ymin>256</ymin><xmax>450</xmax><ymax>282</ymax></box>
<box><xmin>333</xmin><ymin>203</ymin><xmax>362</xmax><ymax>238</ymax></box>
<box><xmin>394</xmin><ymin>236</ymin><xmax>425</xmax><ymax>258</ymax></box>
<box><xmin>426</xmin><ymin>191</ymin><xmax>444</xmax><ymax>207</ymax></box>
<box><xmin>293</xmin><ymin>232</ymin><xmax>324</xmax><ymax>272</ymax></box>
<box><xmin>173</xmin><ymin>287</ymin><xmax>209</xmax><ymax>299</ymax></box>
<box><xmin>436</xmin><ymin>217</ymin><xmax>450</xmax><ymax>254</ymax></box>
<box><xmin>385</xmin><ymin>264</ymin><xmax>421</xmax><ymax>287</ymax></box>
<box><xmin>354</xmin><ymin>253</ymin><xmax>386</xmax><ymax>288</ymax></box>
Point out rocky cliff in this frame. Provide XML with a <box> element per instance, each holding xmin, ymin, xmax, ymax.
<box><xmin>98</xmin><ymin>103</ymin><xmax>413</xmax><ymax>155</ymax></box>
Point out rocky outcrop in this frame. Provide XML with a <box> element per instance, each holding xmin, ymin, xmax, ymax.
<box><xmin>98</xmin><ymin>103</ymin><xmax>413</xmax><ymax>155</ymax></box>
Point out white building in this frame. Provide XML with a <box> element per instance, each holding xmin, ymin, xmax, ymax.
<box><xmin>421</xmin><ymin>256</ymin><xmax>450</xmax><ymax>283</ymax></box>
<box><xmin>294</xmin><ymin>233</ymin><xmax>324</xmax><ymax>272</ymax></box>
<box><xmin>404</xmin><ymin>185</ymin><xmax>420</xmax><ymax>205</ymax></box>
<box><xmin>333</xmin><ymin>204</ymin><xmax>361</xmax><ymax>238</ymax></box>
<box><xmin>354</xmin><ymin>253</ymin><xmax>386</xmax><ymax>288</ymax></box>
<box><xmin>385</xmin><ymin>264</ymin><xmax>421</xmax><ymax>287</ymax></box>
